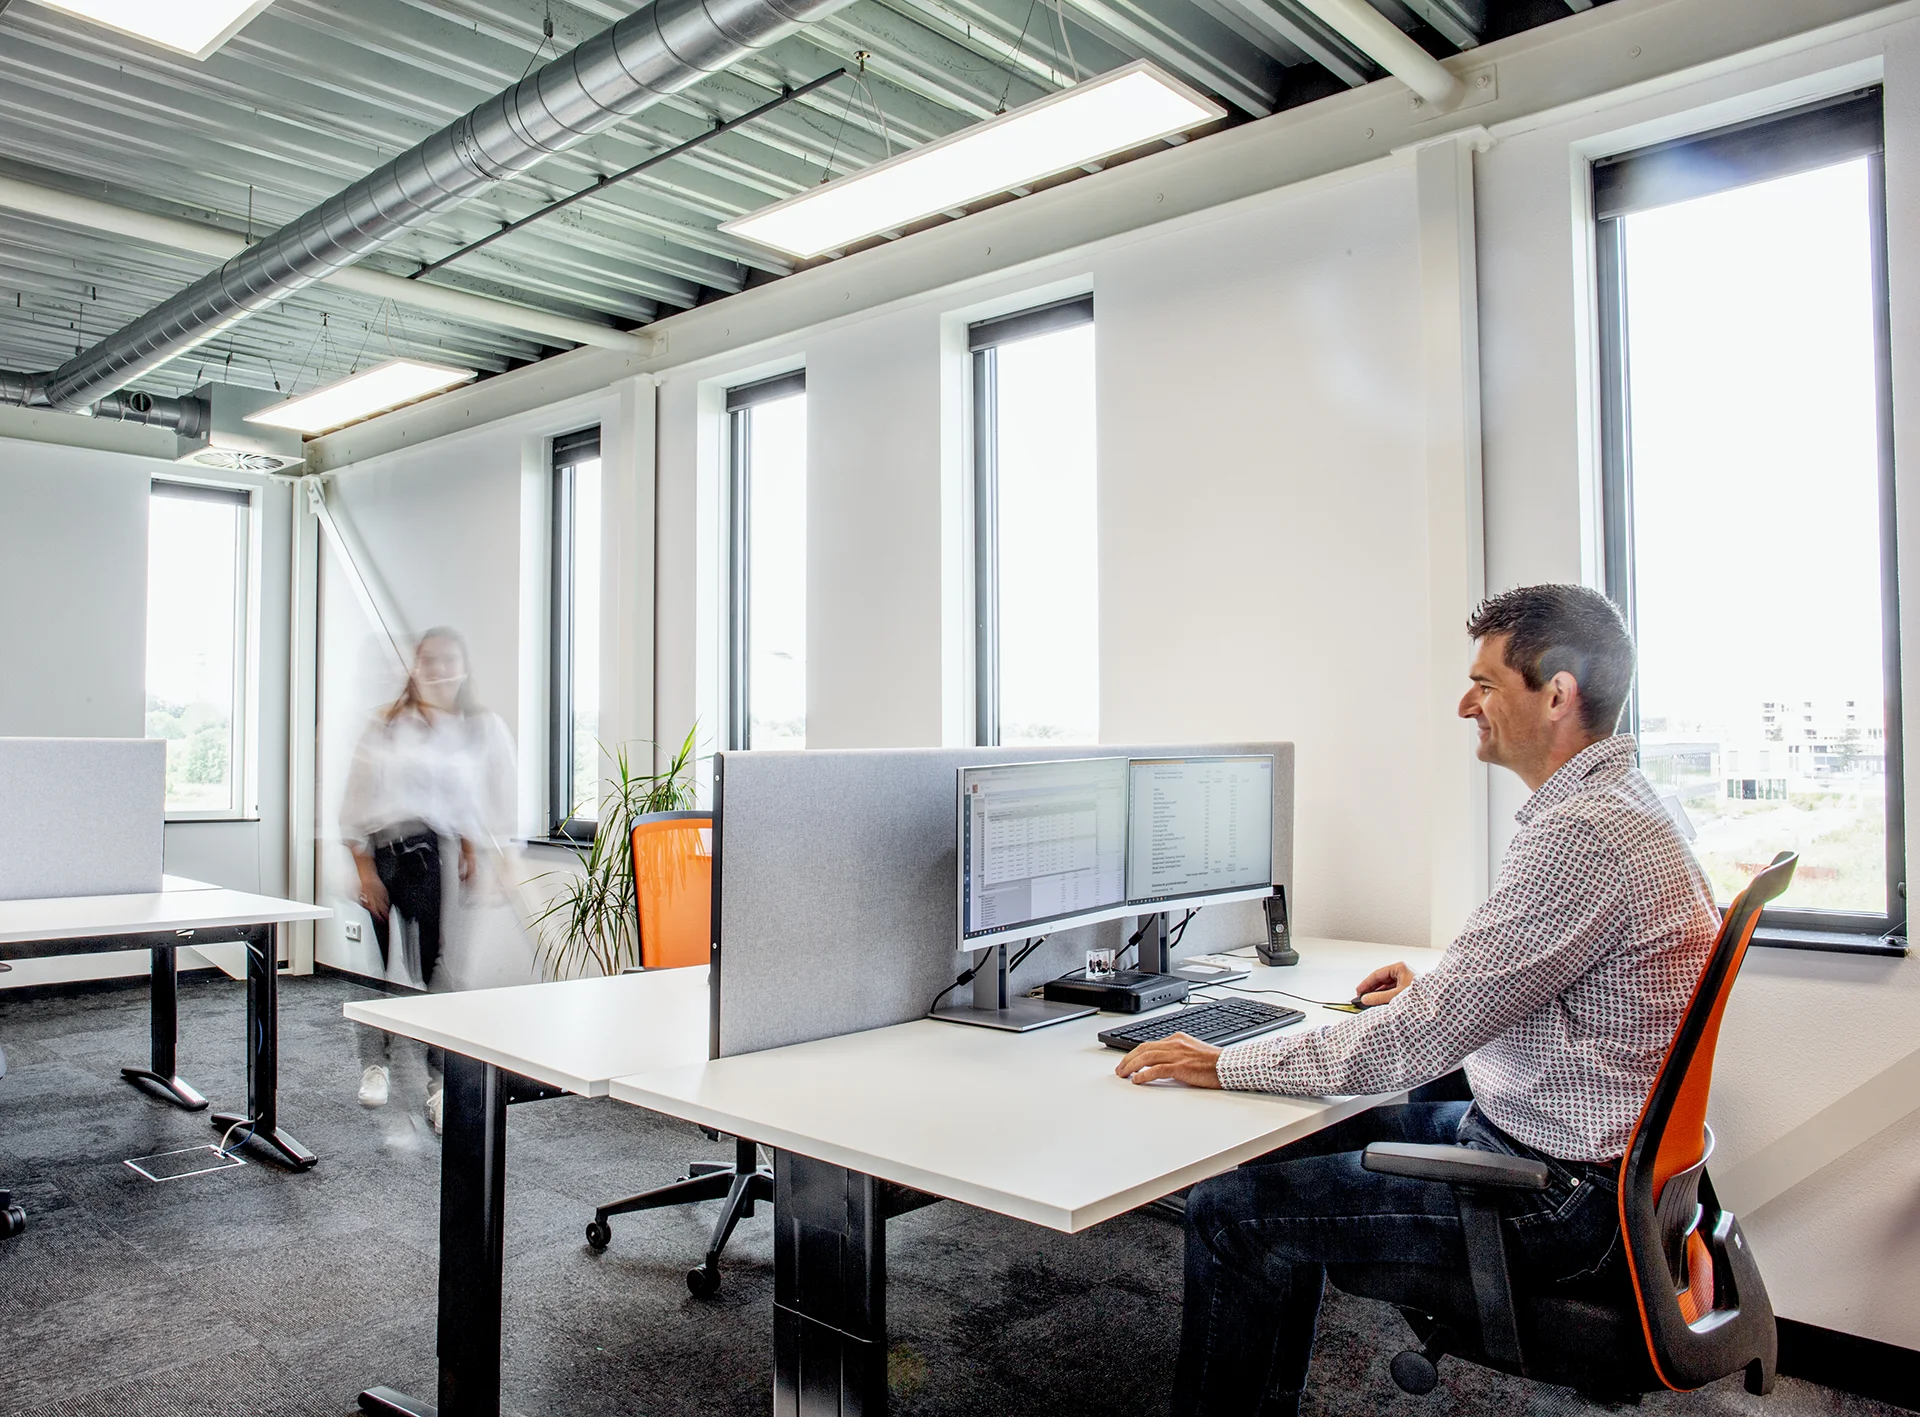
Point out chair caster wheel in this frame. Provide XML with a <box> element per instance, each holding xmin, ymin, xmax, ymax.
<box><xmin>0</xmin><ymin>1205</ymin><xmax>23</xmax><ymax>1239</ymax></box>
<box><xmin>585</xmin><ymin>1220</ymin><xmax>611</xmax><ymax>1251</ymax></box>
<box><xmin>687</xmin><ymin>1264</ymin><xmax>720</xmax><ymax>1298</ymax></box>
<box><xmin>1391</xmin><ymin>1350</ymin><xmax>1438</xmax><ymax>1395</ymax></box>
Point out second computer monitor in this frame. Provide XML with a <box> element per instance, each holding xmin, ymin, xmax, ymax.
<box><xmin>959</xmin><ymin>756</ymin><xmax>1131</xmax><ymax>947</ymax></box>
<box><xmin>1126</xmin><ymin>755</ymin><xmax>1274</xmax><ymax>909</ymax></box>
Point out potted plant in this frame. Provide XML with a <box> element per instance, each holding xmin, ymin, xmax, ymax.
<box><xmin>532</xmin><ymin>726</ymin><xmax>700</xmax><ymax>979</ymax></box>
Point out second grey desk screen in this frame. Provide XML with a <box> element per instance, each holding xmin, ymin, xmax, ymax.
<box><xmin>710</xmin><ymin>742</ymin><xmax>1295</xmax><ymax>1056</ymax></box>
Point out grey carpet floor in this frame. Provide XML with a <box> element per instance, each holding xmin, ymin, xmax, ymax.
<box><xmin>0</xmin><ymin>972</ymin><xmax>1903</xmax><ymax>1417</ymax></box>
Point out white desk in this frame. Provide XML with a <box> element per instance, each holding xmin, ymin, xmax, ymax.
<box><xmin>344</xmin><ymin>968</ymin><xmax>713</xmax><ymax>1417</ymax></box>
<box><xmin>342</xmin><ymin>966</ymin><xmax>710</xmax><ymax>1096</ymax></box>
<box><xmin>0</xmin><ymin>879</ymin><xmax>331</xmax><ymax>1169</ymax></box>
<box><xmin>610</xmin><ymin>937</ymin><xmax>1443</xmax><ymax>1415</ymax></box>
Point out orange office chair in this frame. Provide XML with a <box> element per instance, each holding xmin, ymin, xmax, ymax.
<box><xmin>584</xmin><ymin>812</ymin><xmax>773</xmax><ymax>1298</ymax></box>
<box><xmin>1334</xmin><ymin>851</ymin><xmax>1796</xmax><ymax>1403</ymax></box>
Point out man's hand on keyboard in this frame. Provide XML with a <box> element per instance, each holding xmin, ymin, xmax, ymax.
<box><xmin>1115</xmin><ymin>1033</ymin><xmax>1224</xmax><ymax>1089</ymax></box>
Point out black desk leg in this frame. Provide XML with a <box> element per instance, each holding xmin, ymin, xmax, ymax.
<box><xmin>212</xmin><ymin>924</ymin><xmax>316</xmax><ymax>1170</ymax></box>
<box><xmin>361</xmin><ymin>1052</ymin><xmax>509</xmax><ymax>1417</ymax></box>
<box><xmin>774</xmin><ymin>1150</ymin><xmax>888</xmax><ymax>1417</ymax></box>
<box><xmin>121</xmin><ymin>941</ymin><xmax>208</xmax><ymax>1110</ymax></box>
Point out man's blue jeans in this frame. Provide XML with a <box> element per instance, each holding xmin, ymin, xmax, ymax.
<box><xmin>1170</xmin><ymin>1101</ymin><xmax>1622</xmax><ymax>1416</ymax></box>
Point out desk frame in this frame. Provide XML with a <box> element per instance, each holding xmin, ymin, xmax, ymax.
<box><xmin>360</xmin><ymin>1052</ymin><xmax>566</xmax><ymax>1417</ymax></box>
<box><xmin>0</xmin><ymin>921</ymin><xmax>315</xmax><ymax>1170</ymax></box>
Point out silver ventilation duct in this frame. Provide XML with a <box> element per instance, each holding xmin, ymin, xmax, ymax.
<box><xmin>6</xmin><ymin>0</ymin><xmax>854</xmax><ymax>416</ymax></box>
<box><xmin>1</xmin><ymin>369</ymin><xmax>208</xmax><ymax>436</ymax></box>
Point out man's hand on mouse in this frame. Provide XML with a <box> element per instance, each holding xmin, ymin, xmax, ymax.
<box><xmin>1354</xmin><ymin>961</ymin><xmax>1415</xmax><ymax>1007</ymax></box>
<box><xmin>1115</xmin><ymin>1033</ymin><xmax>1223</xmax><ymax>1088</ymax></box>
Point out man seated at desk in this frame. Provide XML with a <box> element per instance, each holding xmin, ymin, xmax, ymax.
<box><xmin>1117</xmin><ymin>583</ymin><xmax>1720</xmax><ymax>1417</ymax></box>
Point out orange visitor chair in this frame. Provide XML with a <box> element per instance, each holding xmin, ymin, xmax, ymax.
<box><xmin>584</xmin><ymin>811</ymin><xmax>773</xmax><ymax>1298</ymax></box>
<box><xmin>1337</xmin><ymin>851</ymin><xmax>1796</xmax><ymax>1402</ymax></box>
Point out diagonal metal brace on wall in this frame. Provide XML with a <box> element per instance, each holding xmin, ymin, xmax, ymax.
<box><xmin>1715</xmin><ymin>1040</ymin><xmax>1920</xmax><ymax>1216</ymax></box>
<box><xmin>302</xmin><ymin>480</ymin><xmax>412</xmax><ymax>679</ymax></box>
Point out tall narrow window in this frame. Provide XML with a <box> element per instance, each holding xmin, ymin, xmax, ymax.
<box><xmin>146</xmin><ymin>480</ymin><xmax>251</xmax><ymax>818</ymax></box>
<box><xmin>550</xmin><ymin>427</ymin><xmax>602</xmax><ymax>836</ymax></box>
<box><xmin>1597</xmin><ymin>91</ymin><xmax>1902</xmax><ymax>942</ymax></box>
<box><xmin>728</xmin><ymin>370</ymin><xmax>807</xmax><ymax>751</ymax></box>
<box><xmin>971</xmin><ymin>295</ymin><xmax>1097</xmax><ymax>747</ymax></box>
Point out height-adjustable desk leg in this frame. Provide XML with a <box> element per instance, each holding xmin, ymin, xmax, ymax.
<box><xmin>121</xmin><ymin>941</ymin><xmax>208</xmax><ymax>1110</ymax></box>
<box><xmin>212</xmin><ymin>924</ymin><xmax>316</xmax><ymax>1170</ymax></box>
<box><xmin>774</xmin><ymin>1150</ymin><xmax>889</xmax><ymax>1417</ymax></box>
<box><xmin>361</xmin><ymin>1056</ymin><xmax>564</xmax><ymax>1417</ymax></box>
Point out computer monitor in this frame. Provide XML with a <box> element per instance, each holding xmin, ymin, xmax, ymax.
<box><xmin>958</xmin><ymin>756</ymin><xmax>1131</xmax><ymax>948</ymax></box>
<box><xmin>1125</xmin><ymin>755</ymin><xmax>1274</xmax><ymax>910</ymax></box>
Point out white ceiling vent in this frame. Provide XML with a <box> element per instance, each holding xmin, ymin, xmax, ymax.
<box><xmin>175</xmin><ymin>383</ymin><xmax>305</xmax><ymax>473</ymax></box>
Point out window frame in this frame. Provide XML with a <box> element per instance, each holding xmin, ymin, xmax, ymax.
<box><xmin>968</xmin><ymin>294</ymin><xmax>1095</xmax><ymax>748</ymax></box>
<box><xmin>548</xmin><ymin>426</ymin><xmax>601</xmax><ymax>841</ymax></box>
<box><xmin>148</xmin><ymin>477</ymin><xmax>256</xmax><ymax>823</ymax></box>
<box><xmin>725</xmin><ymin>369</ymin><xmax>807</xmax><ymax>752</ymax></box>
<box><xmin>1594</xmin><ymin>90</ymin><xmax>1906</xmax><ymax>951</ymax></box>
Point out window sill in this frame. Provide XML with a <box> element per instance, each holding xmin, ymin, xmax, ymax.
<box><xmin>1751</xmin><ymin>927</ymin><xmax>1907</xmax><ymax>958</ymax></box>
<box><xmin>165</xmin><ymin>816</ymin><xmax>261</xmax><ymax>825</ymax></box>
<box><xmin>520</xmin><ymin>834</ymin><xmax>597</xmax><ymax>850</ymax></box>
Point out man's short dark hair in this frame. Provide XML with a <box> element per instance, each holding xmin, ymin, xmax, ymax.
<box><xmin>1466</xmin><ymin>584</ymin><xmax>1635</xmax><ymax>736</ymax></box>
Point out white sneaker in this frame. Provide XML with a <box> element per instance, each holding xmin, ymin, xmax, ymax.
<box><xmin>359</xmin><ymin>1065</ymin><xmax>390</xmax><ymax>1107</ymax></box>
<box><xmin>426</xmin><ymin>1086</ymin><xmax>444</xmax><ymax>1136</ymax></box>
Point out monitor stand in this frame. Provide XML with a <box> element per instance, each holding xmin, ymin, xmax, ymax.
<box><xmin>928</xmin><ymin>941</ymin><xmax>1094</xmax><ymax>1032</ymax></box>
<box><xmin>1137</xmin><ymin>912</ymin><xmax>1251</xmax><ymax>985</ymax></box>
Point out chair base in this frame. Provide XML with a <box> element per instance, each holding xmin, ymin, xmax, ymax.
<box><xmin>0</xmin><ymin>1188</ymin><xmax>23</xmax><ymax>1240</ymax></box>
<box><xmin>587</xmin><ymin>1137</ymin><xmax>774</xmax><ymax>1297</ymax></box>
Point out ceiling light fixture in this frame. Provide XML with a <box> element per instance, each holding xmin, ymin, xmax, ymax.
<box><xmin>245</xmin><ymin>359</ymin><xmax>476</xmax><ymax>435</ymax></box>
<box><xmin>33</xmin><ymin>0</ymin><xmax>279</xmax><ymax>60</ymax></box>
<box><xmin>720</xmin><ymin>61</ymin><xmax>1226</xmax><ymax>260</ymax></box>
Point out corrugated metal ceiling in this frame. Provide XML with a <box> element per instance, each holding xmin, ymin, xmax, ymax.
<box><xmin>0</xmin><ymin>0</ymin><xmax>1604</xmax><ymax>403</ymax></box>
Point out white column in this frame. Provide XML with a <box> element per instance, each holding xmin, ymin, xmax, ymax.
<box><xmin>1414</xmin><ymin>129</ymin><xmax>1491</xmax><ymax>947</ymax></box>
<box><xmin>284</xmin><ymin>486</ymin><xmax>321</xmax><ymax>972</ymax></box>
<box><xmin>604</xmin><ymin>375</ymin><xmax>659</xmax><ymax>768</ymax></box>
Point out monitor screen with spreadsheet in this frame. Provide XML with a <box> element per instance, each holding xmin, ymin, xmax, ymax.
<box><xmin>1125</xmin><ymin>755</ymin><xmax>1274</xmax><ymax>908</ymax></box>
<box><xmin>958</xmin><ymin>757</ymin><xmax>1130</xmax><ymax>946</ymax></box>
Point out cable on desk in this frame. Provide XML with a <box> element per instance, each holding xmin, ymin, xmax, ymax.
<box><xmin>1216</xmin><ymin>983</ymin><xmax>1364</xmax><ymax>1013</ymax></box>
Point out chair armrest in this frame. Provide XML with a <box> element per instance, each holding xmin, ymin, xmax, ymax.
<box><xmin>1363</xmin><ymin>1142</ymin><xmax>1551</xmax><ymax>1191</ymax></box>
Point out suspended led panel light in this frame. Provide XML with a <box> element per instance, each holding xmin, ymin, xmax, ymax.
<box><xmin>245</xmin><ymin>359</ymin><xmax>476</xmax><ymax>435</ymax></box>
<box><xmin>720</xmin><ymin>61</ymin><xmax>1226</xmax><ymax>260</ymax></box>
<box><xmin>34</xmin><ymin>0</ymin><xmax>280</xmax><ymax>60</ymax></box>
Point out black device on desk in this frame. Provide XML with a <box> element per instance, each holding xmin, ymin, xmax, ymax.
<box><xmin>1042</xmin><ymin>969</ymin><xmax>1190</xmax><ymax>1013</ymax></box>
<box><xmin>1258</xmin><ymin>885</ymin><xmax>1297</xmax><ymax>966</ymax></box>
<box><xmin>1098</xmin><ymin>996</ymin><xmax>1304</xmax><ymax>1052</ymax></box>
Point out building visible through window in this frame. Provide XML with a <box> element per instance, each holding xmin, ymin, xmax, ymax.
<box><xmin>145</xmin><ymin>480</ymin><xmax>250</xmax><ymax>817</ymax></box>
<box><xmin>971</xmin><ymin>296</ymin><xmax>1097</xmax><ymax>747</ymax></box>
<box><xmin>1597</xmin><ymin>91</ymin><xmax>1902</xmax><ymax>932</ymax></box>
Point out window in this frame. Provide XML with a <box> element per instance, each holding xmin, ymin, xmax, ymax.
<box><xmin>728</xmin><ymin>370</ymin><xmax>807</xmax><ymax>751</ymax></box>
<box><xmin>145</xmin><ymin>480</ymin><xmax>251</xmax><ymax>817</ymax></box>
<box><xmin>550</xmin><ymin>427</ymin><xmax>602</xmax><ymax>836</ymax></box>
<box><xmin>1596</xmin><ymin>91</ymin><xmax>1903</xmax><ymax>941</ymax></box>
<box><xmin>971</xmin><ymin>295</ymin><xmax>1097</xmax><ymax>747</ymax></box>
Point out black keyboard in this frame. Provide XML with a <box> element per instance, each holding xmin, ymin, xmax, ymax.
<box><xmin>1098</xmin><ymin>997</ymin><xmax>1305</xmax><ymax>1052</ymax></box>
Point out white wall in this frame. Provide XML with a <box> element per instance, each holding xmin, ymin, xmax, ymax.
<box><xmin>0</xmin><ymin>435</ymin><xmax>294</xmax><ymax>987</ymax></box>
<box><xmin>656</xmin><ymin>164</ymin><xmax>1441</xmax><ymax>948</ymax></box>
<box><xmin>1475</xmin><ymin>12</ymin><xmax>1920</xmax><ymax>1346</ymax></box>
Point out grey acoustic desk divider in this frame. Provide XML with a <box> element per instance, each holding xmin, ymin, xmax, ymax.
<box><xmin>709</xmin><ymin>742</ymin><xmax>1293</xmax><ymax>1058</ymax></box>
<box><xmin>0</xmin><ymin>738</ymin><xmax>165</xmax><ymax>902</ymax></box>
